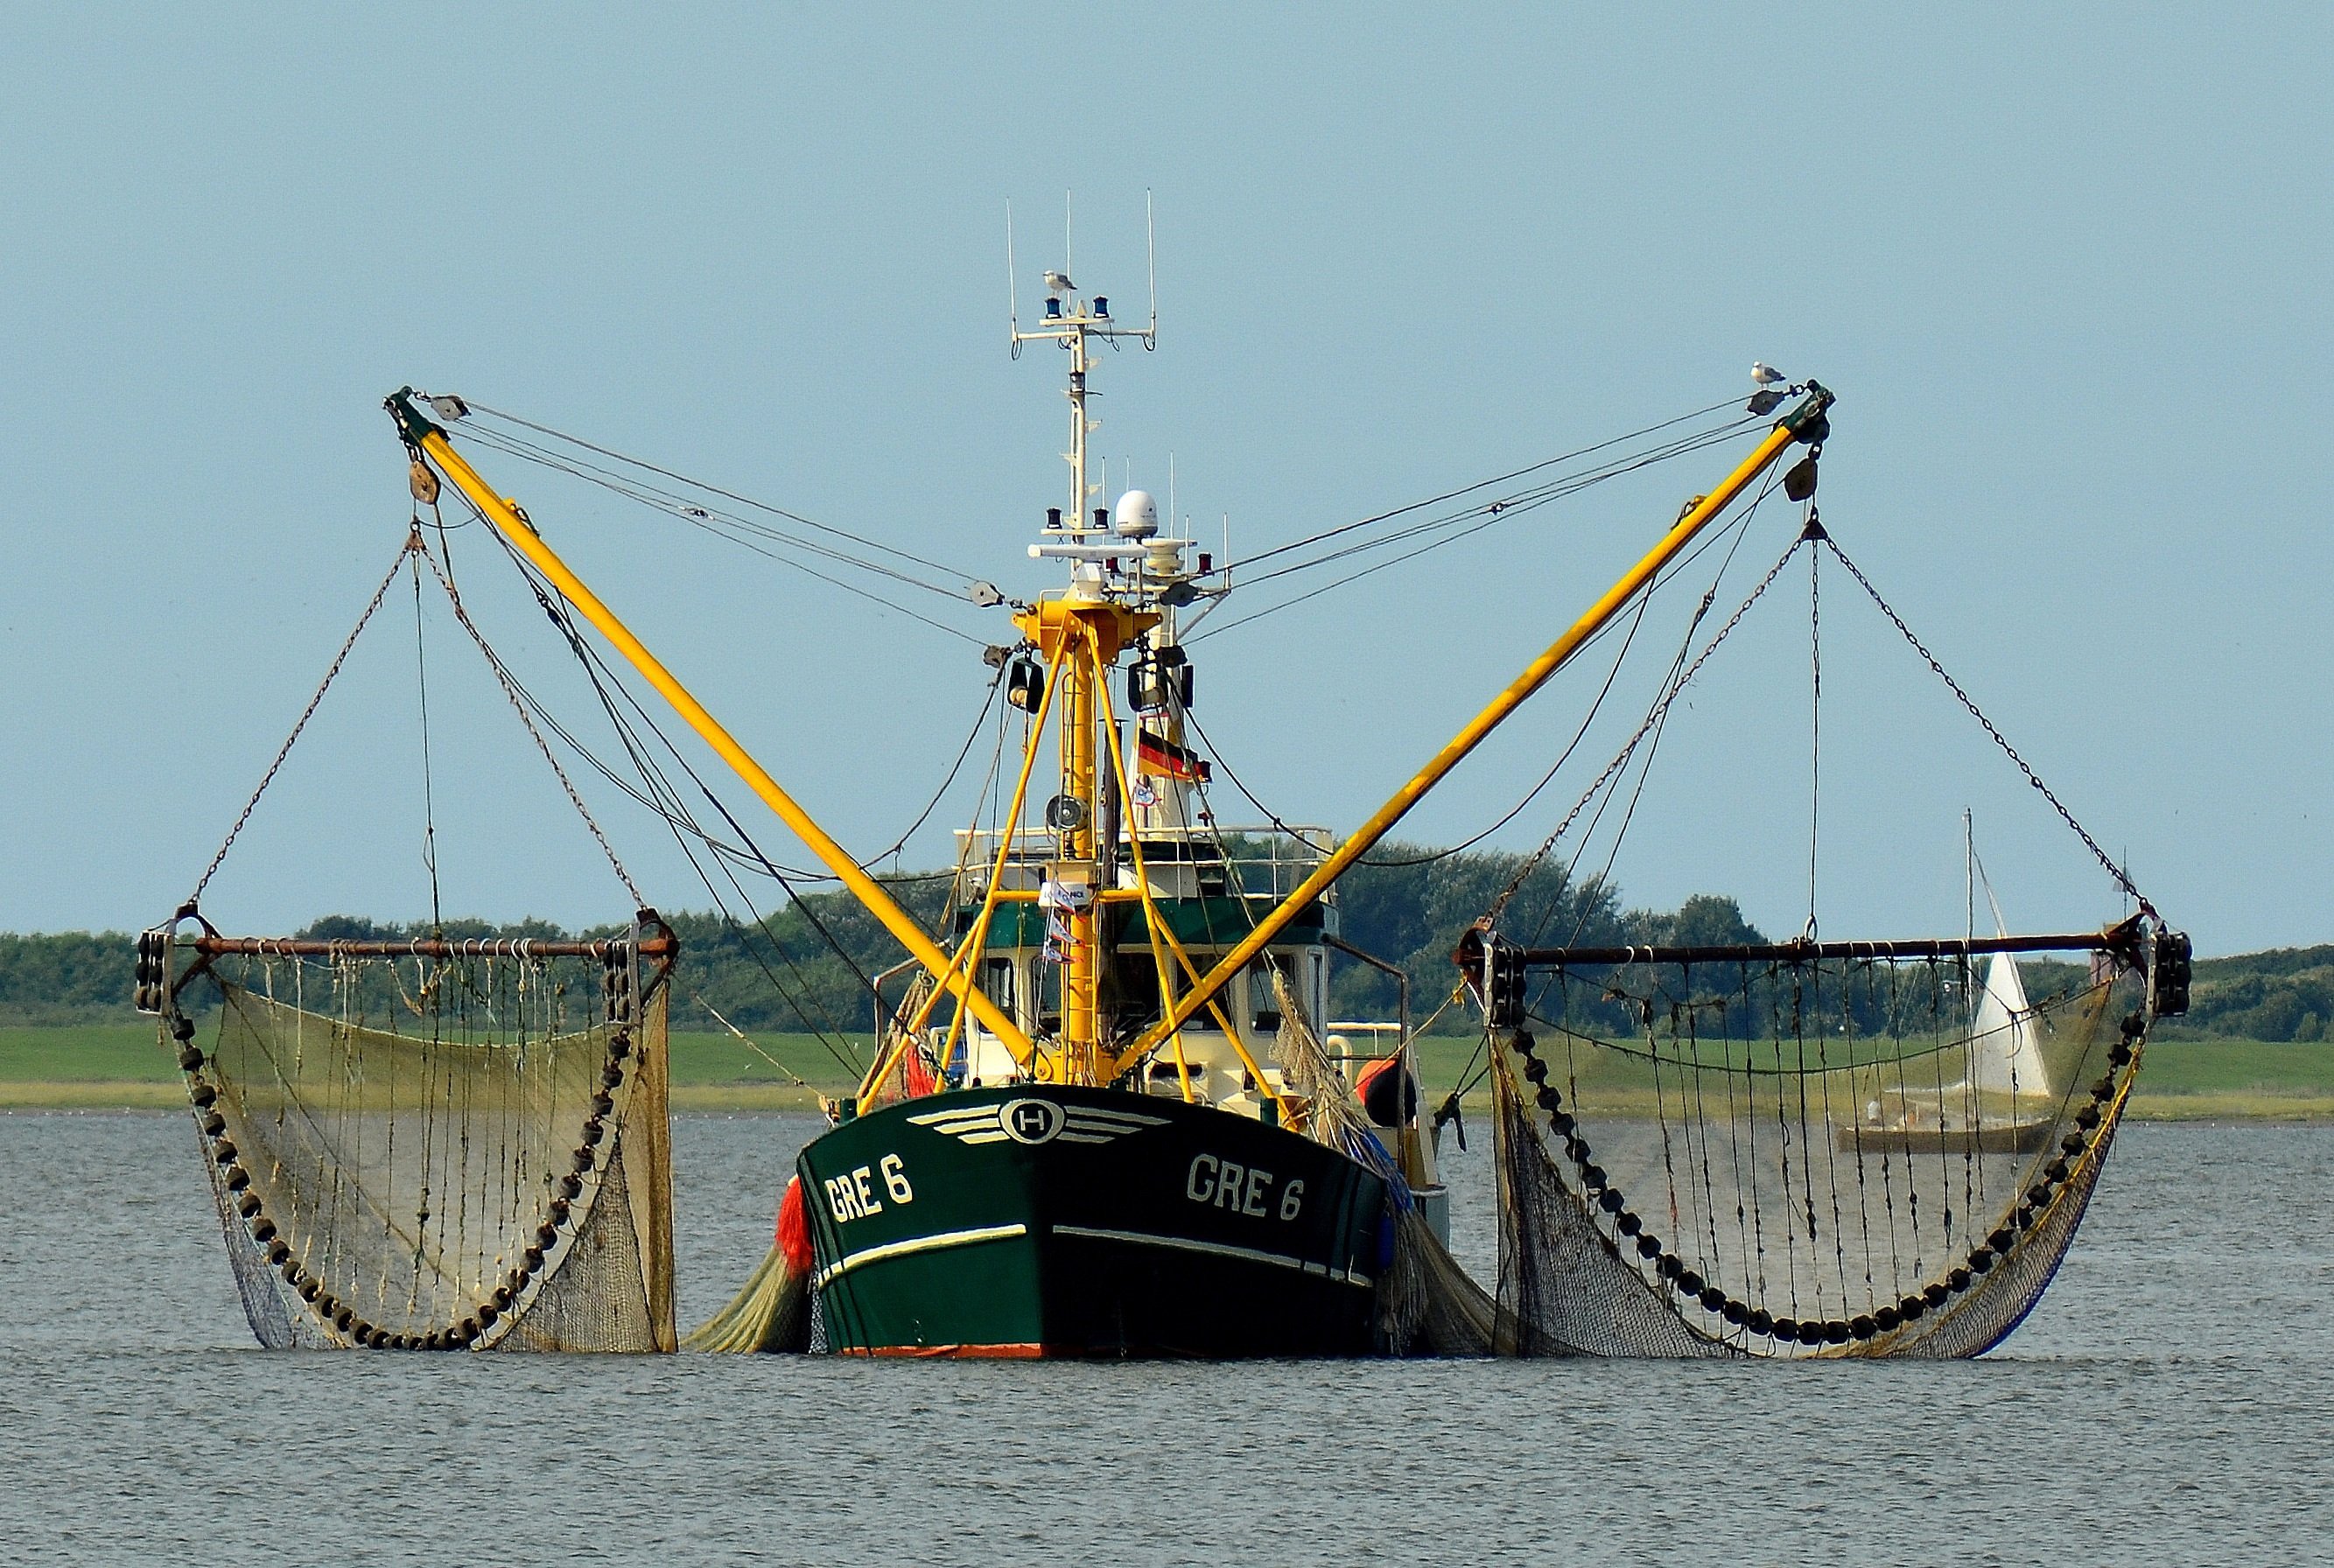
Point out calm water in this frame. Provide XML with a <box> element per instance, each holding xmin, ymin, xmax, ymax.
<box><xmin>0</xmin><ymin>1112</ymin><xmax>2326</xmax><ymax>1565</ymax></box>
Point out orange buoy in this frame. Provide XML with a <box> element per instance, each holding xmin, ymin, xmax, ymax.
<box><xmin>775</xmin><ymin>1174</ymin><xmax>813</xmax><ymax>1274</ymax></box>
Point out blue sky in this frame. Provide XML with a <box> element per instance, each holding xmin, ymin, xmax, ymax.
<box><xmin>3</xmin><ymin>6</ymin><xmax>2326</xmax><ymax>955</ymax></box>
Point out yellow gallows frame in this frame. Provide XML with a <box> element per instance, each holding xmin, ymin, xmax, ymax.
<box><xmin>386</xmin><ymin>390</ymin><xmax>1038</xmax><ymax>1062</ymax></box>
<box><xmin>1107</xmin><ymin>384</ymin><xmax>1833</xmax><ymax>1076</ymax></box>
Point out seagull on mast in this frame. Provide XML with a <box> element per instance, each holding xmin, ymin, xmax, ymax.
<box><xmin>1751</xmin><ymin>361</ymin><xmax>1786</xmax><ymax>387</ymax></box>
<box><xmin>1043</xmin><ymin>270</ymin><xmax>1076</xmax><ymax>298</ymax></box>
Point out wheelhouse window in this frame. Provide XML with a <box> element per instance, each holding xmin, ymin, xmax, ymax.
<box><xmin>1251</xmin><ymin>953</ymin><xmax>1298</xmax><ymax>1032</ymax></box>
<box><xmin>980</xmin><ymin>956</ymin><xmax>1018</xmax><ymax>1029</ymax></box>
<box><xmin>1108</xmin><ymin>948</ymin><xmax>1165</xmax><ymax>1034</ymax></box>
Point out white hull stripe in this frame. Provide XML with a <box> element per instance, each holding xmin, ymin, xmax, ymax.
<box><xmin>815</xmin><ymin>1223</ymin><xmax>1029</xmax><ymax>1288</ymax></box>
<box><xmin>817</xmin><ymin>1221</ymin><xmax>1373</xmax><ymax>1291</ymax></box>
<box><xmin>1053</xmin><ymin>1224</ymin><xmax>1373</xmax><ymax>1289</ymax></box>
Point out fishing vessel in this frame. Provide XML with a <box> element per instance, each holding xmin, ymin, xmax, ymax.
<box><xmin>145</xmin><ymin>225</ymin><xmax>2193</xmax><ymax>1362</ymax></box>
<box><xmin>366</xmin><ymin>244</ymin><xmax>1826</xmax><ymax>1357</ymax></box>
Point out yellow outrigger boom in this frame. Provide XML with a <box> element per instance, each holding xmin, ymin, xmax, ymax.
<box><xmin>1110</xmin><ymin>382</ymin><xmax>1833</xmax><ymax>1074</ymax></box>
<box><xmin>385</xmin><ymin>390</ymin><xmax>1039</xmax><ymax>1063</ymax></box>
<box><xmin>389</xmin><ymin>379</ymin><xmax>1825</xmax><ymax>1086</ymax></box>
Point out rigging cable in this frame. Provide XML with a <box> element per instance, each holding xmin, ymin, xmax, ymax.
<box><xmin>436</xmin><ymin>484</ymin><xmax>1002</xmax><ymax>883</ymax></box>
<box><xmin>1486</xmin><ymin>514</ymin><xmax>1808</xmax><ymax>930</ymax></box>
<box><xmin>860</xmin><ymin>662</ymin><xmax>1010</xmax><ymax>869</ymax></box>
<box><xmin>1184</xmin><ymin>470</ymin><xmax>1777</xmax><ymax>873</ymax></box>
<box><xmin>1190</xmin><ymin>414</ymin><xmax>1762</xmax><ymax>642</ymax></box>
<box><xmin>480</xmin><ymin>507</ymin><xmax>991</xmax><ymax>1026</ymax></box>
<box><xmin>1221</xmin><ymin>395</ymin><xmax>1751</xmax><ymax>577</ymax></box>
<box><xmin>1817</xmin><ymin>531</ymin><xmax>2152</xmax><ymax>915</ymax></box>
<box><xmin>1402</xmin><ymin>474</ymin><xmax>1784</xmax><ymax>1111</ymax></box>
<box><xmin>452</xmin><ymin>421</ymin><xmax>988</xmax><ymax>647</ymax></box>
<box><xmin>459</xmin><ymin>398</ymin><xmax>984</xmax><ymax>584</ymax></box>
<box><xmin>494</xmin><ymin>539</ymin><xmax>874</xmax><ymax>1063</ymax></box>
<box><xmin>426</xmin><ymin>509</ymin><xmax>864</xmax><ymax>1065</ymax></box>
<box><xmin>1229</xmin><ymin>416</ymin><xmax>1756</xmax><ymax>592</ymax></box>
<box><xmin>410</xmin><ymin>536</ymin><xmax>644</xmax><ymax>906</ymax></box>
<box><xmin>1364</xmin><ymin>486</ymin><xmax>1769</xmax><ymax>871</ymax></box>
<box><xmin>1806</xmin><ymin>514</ymin><xmax>1822</xmax><ymax>939</ymax></box>
<box><xmin>410</xmin><ymin>542</ymin><xmax>445</xmax><ymax>936</ymax></box>
<box><xmin>1530</xmin><ymin>477</ymin><xmax>1787</xmax><ymax>946</ymax></box>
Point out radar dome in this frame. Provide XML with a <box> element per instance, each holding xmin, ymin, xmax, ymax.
<box><xmin>1113</xmin><ymin>489</ymin><xmax>1160</xmax><ymax>540</ymax></box>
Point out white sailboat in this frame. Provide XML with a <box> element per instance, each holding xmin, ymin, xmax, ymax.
<box><xmin>1844</xmin><ymin>821</ymin><xmax>2058</xmax><ymax>1154</ymax></box>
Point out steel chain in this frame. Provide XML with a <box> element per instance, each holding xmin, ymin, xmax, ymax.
<box><xmin>189</xmin><ymin>531</ymin><xmax>423</xmax><ymax>903</ymax></box>
<box><xmin>1489</xmin><ymin>535</ymin><xmax>1807</xmax><ymax>922</ymax></box>
<box><xmin>1819</xmin><ymin>536</ymin><xmax>2149</xmax><ymax>914</ymax></box>
<box><xmin>414</xmin><ymin>538</ymin><xmax>645</xmax><ymax>906</ymax></box>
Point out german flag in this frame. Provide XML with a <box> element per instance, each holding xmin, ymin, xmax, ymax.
<box><xmin>1136</xmin><ymin>728</ymin><xmax>1211</xmax><ymax>782</ymax></box>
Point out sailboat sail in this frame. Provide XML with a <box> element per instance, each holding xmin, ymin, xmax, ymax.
<box><xmin>1969</xmin><ymin>949</ymin><xmax>2051</xmax><ymax>1104</ymax></box>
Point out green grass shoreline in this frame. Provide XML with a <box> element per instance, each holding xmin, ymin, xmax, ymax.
<box><xmin>7</xmin><ymin>1024</ymin><xmax>2331</xmax><ymax>1122</ymax></box>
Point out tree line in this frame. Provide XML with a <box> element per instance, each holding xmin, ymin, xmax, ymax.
<box><xmin>4</xmin><ymin>849</ymin><xmax>2326</xmax><ymax>1043</ymax></box>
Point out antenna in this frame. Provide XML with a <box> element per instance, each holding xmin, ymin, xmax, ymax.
<box><xmin>1145</xmin><ymin>189</ymin><xmax>1158</xmax><ymax>348</ymax></box>
<box><xmin>1005</xmin><ymin>200</ymin><xmax>1020</xmax><ymax>359</ymax></box>
<box><xmin>1007</xmin><ymin>194</ymin><xmax>1158</xmax><ymax>536</ymax></box>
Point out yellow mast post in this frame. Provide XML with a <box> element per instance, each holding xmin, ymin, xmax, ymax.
<box><xmin>1090</xmin><ymin>644</ymin><xmax>1295</xmax><ymax>1116</ymax></box>
<box><xmin>387</xmin><ymin>389</ymin><xmax>1038</xmax><ymax>1062</ymax></box>
<box><xmin>1061</xmin><ymin>620</ymin><xmax>1098</xmax><ymax>1083</ymax></box>
<box><xmin>855</xmin><ymin>650</ymin><xmax>1065</xmax><ymax>1098</ymax></box>
<box><xmin>1111</xmin><ymin>384</ymin><xmax>1834</xmax><ymax>1072</ymax></box>
<box><xmin>1008</xmin><ymin>598</ymin><xmax>1154</xmax><ymax>1085</ymax></box>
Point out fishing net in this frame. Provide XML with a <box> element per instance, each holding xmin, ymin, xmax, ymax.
<box><xmin>683</xmin><ymin>1172</ymin><xmax>814</xmax><ymax>1354</ymax></box>
<box><xmin>151</xmin><ymin>924</ymin><xmax>676</xmax><ymax>1352</ymax></box>
<box><xmin>1269</xmin><ymin>970</ymin><xmax>1507</xmax><ymax>1356</ymax></box>
<box><xmin>1489</xmin><ymin>934</ymin><xmax>2155</xmax><ymax>1357</ymax></box>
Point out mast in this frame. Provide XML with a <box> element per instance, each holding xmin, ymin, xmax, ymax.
<box><xmin>1010</xmin><ymin>235</ymin><xmax>1158</xmax><ymax>1083</ymax></box>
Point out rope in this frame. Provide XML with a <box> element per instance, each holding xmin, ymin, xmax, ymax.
<box><xmin>1222</xmin><ymin>396</ymin><xmax>1753</xmax><ymax>577</ymax></box>
<box><xmin>189</xmin><ymin>530</ymin><xmax>421</xmax><ymax>904</ymax></box>
<box><xmin>459</xmin><ymin>398</ymin><xmax>980</xmax><ymax>584</ymax></box>
<box><xmin>473</xmin><ymin>527</ymin><xmax>873</xmax><ymax>1064</ymax></box>
<box><xmin>410</xmin><ymin>548</ymin><xmax>445</xmax><ymax>934</ymax></box>
<box><xmin>694</xmin><ymin>994</ymin><xmax>815</xmax><ymax>1088</ymax></box>
<box><xmin>1819</xmin><ymin>532</ymin><xmax>2152</xmax><ymax>916</ymax></box>
<box><xmin>1487</xmin><ymin>529</ymin><xmax>1809</xmax><ymax>926</ymax></box>
<box><xmin>412</xmin><ymin>538</ymin><xmax>644</xmax><ymax>906</ymax></box>
<box><xmin>1806</xmin><ymin>520</ymin><xmax>1821</xmax><ymax>939</ymax></box>
<box><xmin>1194</xmin><ymin>415</ymin><xmax>1762</xmax><ymax>642</ymax></box>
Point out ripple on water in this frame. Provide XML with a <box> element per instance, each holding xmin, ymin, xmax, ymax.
<box><xmin>1</xmin><ymin>1114</ymin><xmax>2327</xmax><ymax>1564</ymax></box>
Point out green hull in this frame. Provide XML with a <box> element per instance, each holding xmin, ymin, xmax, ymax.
<box><xmin>798</xmin><ymin>1085</ymin><xmax>1387</xmax><ymax>1357</ymax></box>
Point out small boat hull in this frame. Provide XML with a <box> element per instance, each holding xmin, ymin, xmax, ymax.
<box><xmin>1836</xmin><ymin>1120</ymin><xmax>2056</xmax><ymax>1156</ymax></box>
<box><xmin>798</xmin><ymin>1084</ymin><xmax>1386</xmax><ymax>1358</ymax></box>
